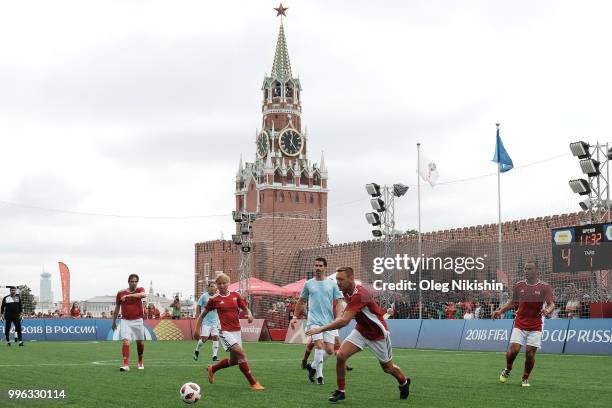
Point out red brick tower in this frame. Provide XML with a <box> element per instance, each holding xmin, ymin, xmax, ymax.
<box><xmin>234</xmin><ymin>9</ymin><xmax>328</xmax><ymax>284</ymax></box>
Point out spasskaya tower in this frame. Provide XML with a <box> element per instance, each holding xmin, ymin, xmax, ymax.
<box><xmin>234</xmin><ymin>4</ymin><xmax>328</xmax><ymax>283</ymax></box>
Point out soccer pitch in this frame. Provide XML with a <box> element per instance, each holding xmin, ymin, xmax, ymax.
<box><xmin>1</xmin><ymin>341</ymin><xmax>610</xmax><ymax>407</ymax></box>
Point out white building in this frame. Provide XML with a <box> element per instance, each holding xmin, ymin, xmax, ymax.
<box><xmin>80</xmin><ymin>296</ymin><xmax>116</xmax><ymax>317</ymax></box>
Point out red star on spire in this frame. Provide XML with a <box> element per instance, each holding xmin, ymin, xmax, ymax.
<box><xmin>274</xmin><ymin>3</ymin><xmax>288</xmax><ymax>17</ymax></box>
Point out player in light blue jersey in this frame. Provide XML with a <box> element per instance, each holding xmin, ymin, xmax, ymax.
<box><xmin>291</xmin><ymin>257</ymin><xmax>344</xmax><ymax>385</ymax></box>
<box><xmin>193</xmin><ymin>281</ymin><xmax>220</xmax><ymax>361</ymax></box>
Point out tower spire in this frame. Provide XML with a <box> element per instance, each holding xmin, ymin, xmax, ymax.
<box><xmin>236</xmin><ymin>154</ymin><xmax>244</xmax><ymax>177</ymax></box>
<box><xmin>320</xmin><ymin>151</ymin><xmax>326</xmax><ymax>173</ymax></box>
<box><xmin>271</xmin><ymin>5</ymin><xmax>292</xmax><ymax>81</ymax></box>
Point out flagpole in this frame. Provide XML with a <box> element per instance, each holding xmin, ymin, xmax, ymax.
<box><xmin>417</xmin><ymin>142</ymin><xmax>422</xmax><ymax>320</ymax></box>
<box><xmin>496</xmin><ymin>123</ymin><xmax>503</xmax><ymax>280</ymax></box>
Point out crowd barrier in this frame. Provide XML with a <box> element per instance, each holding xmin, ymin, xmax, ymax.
<box><xmin>336</xmin><ymin>319</ymin><xmax>611</xmax><ymax>355</ymax></box>
<box><xmin>1</xmin><ymin>319</ymin><xmax>270</xmax><ymax>342</ymax></box>
<box><xmin>4</xmin><ymin>318</ymin><xmax>610</xmax><ymax>355</ymax></box>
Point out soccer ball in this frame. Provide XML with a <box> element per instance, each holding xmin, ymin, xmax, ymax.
<box><xmin>180</xmin><ymin>382</ymin><xmax>201</xmax><ymax>404</ymax></box>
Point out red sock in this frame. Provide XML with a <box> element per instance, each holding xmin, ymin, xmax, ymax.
<box><xmin>238</xmin><ymin>361</ymin><xmax>257</xmax><ymax>386</ymax></box>
<box><xmin>397</xmin><ymin>374</ymin><xmax>407</xmax><ymax>385</ymax></box>
<box><xmin>212</xmin><ymin>358</ymin><xmax>231</xmax><ymax>373</ymax></box>
<box><xmin>337</xmin><ymin>378</ymin><xmax>346</xmax><ymax>392</ymax></box>
<box><xmin>122</xmin><ymin>344</ymin><xmax>129</xmax><ymax>366</ymax></box>
<box><xmin>303</xmin><ymin>342</ymin><xmax>314</xmax><ymax>360</ymax></box>
<box><xmin>137</xmin><ymin>343</ymin><xmax>144</xmax><ymax>363</ymax></box>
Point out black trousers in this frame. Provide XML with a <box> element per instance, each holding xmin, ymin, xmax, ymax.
<box><xmin>4</xmin><ymin>318</ymin><xmax>22</xmax><ymax>342</ymax></box>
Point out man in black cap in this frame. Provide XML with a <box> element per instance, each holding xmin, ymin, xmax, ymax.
<box><xmin>1</xmin><ymin>286</ymin><xmax>24</xmax><ymax>346</ymax></box>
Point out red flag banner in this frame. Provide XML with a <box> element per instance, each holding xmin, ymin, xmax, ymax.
<box><xmin>58</xmin><ymin>262</ymin><xmax>70</xmax><ymax>315</ymax></box>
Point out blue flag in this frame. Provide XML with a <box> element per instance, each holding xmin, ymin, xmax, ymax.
<box><xmin>492</xmin><ymin>127</ymin><xmax>513</xmax><ymax>172</ymax></box>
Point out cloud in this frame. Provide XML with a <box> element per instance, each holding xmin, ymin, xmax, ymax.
<box><xmin>1</xmin><ymin>0</ymin><xmax>611</xmax><ymax>300</ymax></box>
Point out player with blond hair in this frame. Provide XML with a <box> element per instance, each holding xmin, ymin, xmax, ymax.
<box><xmin>194</xmin><ymin>273</ymin><xmax>264</xmax><ymax>391</ymax></box>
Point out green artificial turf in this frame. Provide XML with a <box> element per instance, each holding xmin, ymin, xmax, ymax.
<box><xmin>0</xmin><ymin>341</ymin><xmax>610</xmax><ymax>407</ymax></box>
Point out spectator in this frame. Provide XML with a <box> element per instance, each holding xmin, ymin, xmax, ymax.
<box><xmin>70</xmin><ymin>302</ymin><xmax>81</xmax><ymax>318</ymax></box>
<box><xmin>474</xmin><ymin>302</ymin><xmax>482</xmax><ymax>319</ymax></box>
<box><xmin>146</xmin><ymin>303</ymin><xmax>160</xmax><ymax>319</ymax></box>
<box><xmin>436</xmin><ymin>303</ymin><xmax>445</xmax><ymax>319</ymax></box>
<box><xmin>170</xmin><ymin>295</ymin><xmax>181</xmax><ymax>320</ymax></box>
<box><xmin>445</xmin><ymin>302</ymin><xmax>456</xmax><ymax>319</ymax></box>
<box><xmin>565</xmin><ymin>288</ymin><xmax>580</xmax><ymax>318</ymax></box>
<box><xmin>287</xmin><ymin>298</ymin><xmax>297</xmax><ymax>320</ymax></box>
<box><xmin>267</xmin><ymin>302</ymin><xmax>279</xmax><ymax>314</ymax></box>
<box><xmin>454</xmin><ymin>303</ymin><xmax>464</xmax><ymax>320</ymax></box>
<box><xmin>580</xmin><ymin>294</ymin><xmax>591</xmax><ymax>318</ymax></box>
<box><xmin>161</xmin><ymin>308</ymin><xmax>171</xmax><ymax>319</ymax></box>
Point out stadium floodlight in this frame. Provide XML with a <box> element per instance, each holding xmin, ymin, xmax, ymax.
<box><xmin>569</xmin><ymin>179</ymin><xmax>591</xmax><ymax>195</ymax></box>
<box><xmin>570</xmin><ymin>141</ymin><xmax>590</xmax><ymax>159</ymax></box>
<box><xmin>392</xmin><ymin>183</ymin><xmax>409</xmax><ymax>197</ymax></box>
<box><xmin>579</xmin><ymin>199</ymin><xmax>592</xmax><ymax>211</ymax></box>
<box><xmin>372</xmin><ymin>229</ymin><xmax>383</xmax><ymax>237</ymax></box>
<box><xmin>365</xmin><ymin>183</ymin><xmax>381</xmax><ymax>197</ymax></box>
<box><xmin>608</xmin><ymin>147</ymin><xmax>612</xmax><ymax>160</ymax></box>
<box><xmin>240</xmin><ymin>223</ymin><xmax>251</xmax><ymax>235</ymax></box>
<box><xmin>579</xmin><ymin>159</ymin><xmax>600</xmax><ymax>177</ymax></box>
<box><xmin>370</xmin><ymin>197</ymin><xmax>386</xmax><ymax>212</ymax></box>
<box><xmin>232</xmin><ymin>211</ymin><xmax>243</xmax><ymax>222</ymax></box>
<box><xmin>232</xmin><ymin>234</ymin><xmax>242</xmax><ymax>245</ymax></box>
<box><xmin>365</xmin><ymin>212</ymin><xmax>381</xmax><ymax>226</ymax></box>
<box><xmin>241</xmin><ymin>243</ymin><xmax>252</xmax><ymax>253</ymax></box>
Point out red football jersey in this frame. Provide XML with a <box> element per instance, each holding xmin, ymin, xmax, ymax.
<box><xmin>205</xmin><ymin>291</ymin><xmax>248</xmax><ymax>331</ymax></box>
<box><xmin>116</xmin><ymin>287</ymin><xmax>145</xmax><ymax>320</ymax></box>
<box><xmin>344</xmin><ymin>285</ymin><xmax>388</xmax><ymax>340</ymax></box>
<box><xmin>512</xmin><ymin>280</ymin><xmax>554</xmax><ymax>331</ymax></box>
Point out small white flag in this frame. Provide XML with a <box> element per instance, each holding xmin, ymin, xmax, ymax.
<box><xmin>418</xmin><ymin>154</ymin><xmax>439</xmax><ymax>187</ymax></box>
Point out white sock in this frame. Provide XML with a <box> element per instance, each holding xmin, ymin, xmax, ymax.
<box><xmin>212</xmin><ymin>341</ymin><xmax>219</xmax><ymax>357</ymax></box>
<box><xmin>195</xmin><ymin>339</ymin><xmax>204</xmax><ymax>351</ymax></box>
<box><xmin>317</xmin><ymin>350</ymin><xmax>331</xmax><ymax>377</ymax></box>
<box><xmin>315</xmin><ymin>349</ymin><xmax>326</xmax><ymax>378</ymax></box>
<box><xmin>322</xmin><ymin>351</ymin><xmax>331</xmax><ymax>362</ymax></box>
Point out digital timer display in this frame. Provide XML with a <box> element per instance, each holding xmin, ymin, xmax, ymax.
<box><xmin>551</xmin><ymin>222</ymin><xmax>612</xmax><ymax>272</ymax></box>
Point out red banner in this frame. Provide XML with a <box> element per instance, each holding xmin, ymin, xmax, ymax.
<box><xmin>58</xmin><ymin>262</ymin><xmax>70</xmax><ymax>315</ymax></box>
<box><xmin>239</xmin><ymin>319</ymin><xmax>270</xmax><ymax>341</ymax></box>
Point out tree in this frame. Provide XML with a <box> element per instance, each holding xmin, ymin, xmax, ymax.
<box><xmin>17</xmin><ymin>285</ymin><xmax>37</xmax><ymax>314</ymax></box>
<box><xmin>405</xmin><ymin>229</ymin><xmax>419</xmax><ymax>236</ymax></box>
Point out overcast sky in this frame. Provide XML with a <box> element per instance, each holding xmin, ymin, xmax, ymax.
<box><xmin>1</xmin><ymin>1</ymin><xmax>610</xmax><ymax>301</ymax></box>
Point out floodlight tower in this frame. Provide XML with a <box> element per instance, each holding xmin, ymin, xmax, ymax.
<box><xmin>232</xmin><ymin>211</ymin><xmax>257</xmax><ymax>299</ymax></box>
<box><xmin>365</xmin><ymin>183</ymin><xmax>409</xmax><ymax>308</ymax></box>
<box><xmin>569</xmin><ymin>141</ymin><xmax>611</xmax><ymax>223</ymax></box>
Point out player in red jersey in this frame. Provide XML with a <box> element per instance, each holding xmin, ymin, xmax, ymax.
<box><xmin>194</xmin><ymin>273</ymin><xmax>264</xmax><ymax>391</ymax></box>
<box><xmin>111</xmin><ymin>274</ymin><xmax>147</xmax><ymax>372</ymax></box>
<box><xmin>493</xmin><ymin>261</ymin><xmax>555</xmax><ymax>387</ymax></box>
<box><xmin>307</xmin><ymin>267</ymin><xmax>410</xmax><ymax>403</ymax></box>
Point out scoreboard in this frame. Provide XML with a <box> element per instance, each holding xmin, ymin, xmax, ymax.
<box><xmin>551</xmin><ymin>222</ymin><xmax>612</xmax><ymax>272</ymax></box>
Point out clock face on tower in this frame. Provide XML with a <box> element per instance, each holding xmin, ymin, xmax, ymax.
<box><xmin>256</xmin><ymin>130</ymin><xmax>270</xmax><ymax>158</ymax></box>
<box><xmin>279</xmin><ymin>128</ymin><xmax>303</xmax><ymax>157</ymax></box>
